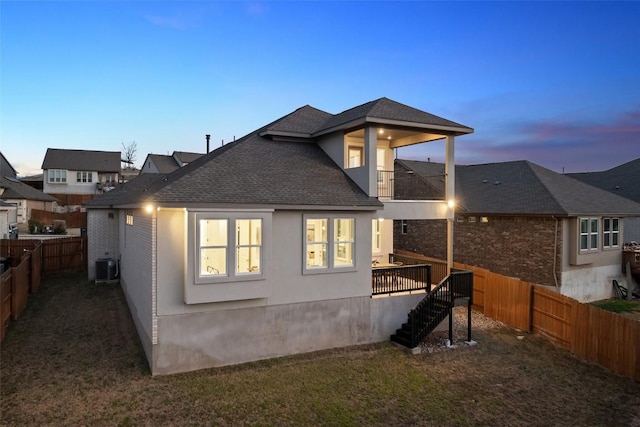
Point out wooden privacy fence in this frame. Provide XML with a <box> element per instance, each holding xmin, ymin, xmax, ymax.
<box><xmin>1</xmin><ymin>237</ymin><xmax>85</xmax><ymax>342</ymax></box>
<box><xmin>30</xmin><ymin>208</ymin><xmax>87</xmax><ymax>229</ymax></box>
<box><xmin>1</xmin><ymin>237</ymin><xmax>87</xmax><ymax>276</ymax></box>
<box><xmin>0</xmin><ymin>243</ymin><xmax>43</xmax><ymax>341</ymax></box>
<box><xmin>396</xmin><ymin>250</ymin><xmax>640</xmax><ymax>381</ymax></box>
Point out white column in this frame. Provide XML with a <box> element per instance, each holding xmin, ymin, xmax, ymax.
<box><xmin>445</xmin><ymin>135</ymin><xmax>455</xmax><ymax>273</ymax></box>
<box><xmin>364</xmin><ymin>126</ymin><xmax>378</xmax><ymax>196</ymax></box>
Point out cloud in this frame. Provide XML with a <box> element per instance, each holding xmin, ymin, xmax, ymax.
<box><xmin>455</xmin><ymin>106</ymin><xmax>640</xmax><ymax>172</ymax></box>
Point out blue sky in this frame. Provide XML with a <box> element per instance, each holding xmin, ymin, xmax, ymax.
<box><xmin>2</xmin><ymin>1</ymin><xmax>639</xmax><ymax>176</ymax></box>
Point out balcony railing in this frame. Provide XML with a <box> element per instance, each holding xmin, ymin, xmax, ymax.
<box><xmin>377</xmin><ymin>170</ymin><xmax>445</xmax><ymax>200</ymax></box>
<box><xmin>372</xmin><ymin>263</ymin><xmax>432</xmax><ymax>296</ymax></box>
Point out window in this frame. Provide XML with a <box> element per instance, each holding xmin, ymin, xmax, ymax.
<box><xmin>603</xmin><ymin>218</ymin><xmax>619</xmax><ymax>249</ymax></box>
<box><xmin>306</xmin><ymin>218</ymin><xmax>327</xmax><ymax>268</ymax></box>
<box><xmin>481</xmin><ymin>217</ymin><xmax>489</xmax><ymax>223</ymax></box>
<box><xmin>102</xmin><ymin>173</ymin><xmax>116</xmax><ymax>184</ymax></box>
<box><xmin>125</xmin><ymin>210</ymin><xmax>133</xmax><ymax>226</ymax></box>
<box><xmin>401</xmin><ymin>219</ymin><xmax>408</xmax><ymax>234</ymax></box>
<box><xmin>376</xmin><ymin>148</ymin><xmax>386</xmax><ymax>183</ymax></box>
<box><xmin>236</xmin><ymin>219</ymin><xmax>262</xmax><ymax>274</ymax></box>
<box><xmin>334</xmin><ymin>218</ymin><xmax>354</xmax><ymax>267</ymax></box>
<box><xmin>199</xmin><ymin>219</ymin><xmax>228</xmax><ymax>277</ymax></box>
<box><xmin>580</xmin><ymin>218</ymin><xmax>599</xmax><ymax>251</ymax></box>
<box><xmin>304</xmin><ymin>216</ymin><xmax>356</xmax><ymax>272</ymax></box>
<box><xmin>348</xmin><ymin>146</ymin><xmax>363</xmax><ymax>168</ymax></box>
<box><xmin>76</xmin><ymin>171</ymin><xmax>93</xmax><ymax>183</ymax></box>
<box><xmin>196</xmin><ymin>214</ymin><xmax>264</xmax><ymax>282</ymax></box>
<box><xmin>48</xmin><ymin>169</ymin><xmax>67</xmax><ymax>183</ymax></box>
<box><xmin>372</xmin><ymin>219</ymin><xmax>381</xmax><ymax>253</ymax></box>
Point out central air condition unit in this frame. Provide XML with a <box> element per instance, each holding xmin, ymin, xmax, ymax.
<box><xmin>95</xmin><ymin>258</ymin><xmax>119</xmax><ymax>282</ymax></box>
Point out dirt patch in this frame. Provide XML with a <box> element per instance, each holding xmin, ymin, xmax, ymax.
<box><xmin>2</xmin><ymin>275</ymin><xmax>639</xmax><ymax>426</ymax></box>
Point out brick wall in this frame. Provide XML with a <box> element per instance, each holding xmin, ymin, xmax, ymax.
<box><xmin>394</xmin><ymin>215</ymin><xmax>562</xmax><ymax>287</ymax></box>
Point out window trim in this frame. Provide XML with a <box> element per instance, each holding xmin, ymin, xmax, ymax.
<box><xmin>579</xmin><ymin>217</ymin><xmax>599</xmax><ymax>252</ymax></box>
<box><xmin>303</xmin><ymin>214</ymin><xmax>357</xmax><ymax>274</ymax></box>
<box><xmin>194</xmin><ymin>213</ymin><xmax>267</xmax><ymax>285</ymax></box>
<box><xmin>602</xmin><ymin>217</ymin><xmax>620</xmax><ymax>250</ymax></box>
<box><xmin>76</xmin><ymin>171</ymin><xmax>93</xmax><ymax>183</ymax></box>
<box><xmin>347</xmin><ymin>145</ymin><xmax>364</xmax><ymax>169</ymax></box>
<box><xmin>372</xmin><ymin>219</ymin><xmax>381</xmax><ymax>253</ymax></box>
<box><xmin>48</xmin><ymin>169</ymin><xmax>67</xmax><ymax>183</ymax></box>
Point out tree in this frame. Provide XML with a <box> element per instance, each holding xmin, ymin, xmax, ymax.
<box><xmin>121</xmin><ymin>141</ymin><xmax>137</xmax><ymax>167</ymax></box>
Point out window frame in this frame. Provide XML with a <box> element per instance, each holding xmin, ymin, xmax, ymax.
<box><xmin>602</xmin><ymin>217</ymin><xmax>620</xmax><ymax>249</ymax></box>
<box><xmin>303</xmin><ymin>214</ymin><xmax>357</xmax><ymax>274</ymax></box>
<box><xmin>347</xmin><ymin>146</ymin><xmax>364</xmax><ymax>168</ymax></box>
<box><xmin>76</xmin><ymin>171</ymin><xmax>93</xmax><ymax>183</ymax></box>
<box><xmin>579</xmin><ymin>217</ymin><xmax>599</xmax><ymax>252</ymax></box>
<box><xmin>193</xmin><ymin>212</ymin><xmax>269</xmax><ymax>285</ymax></box>
<box><xmin>372</xmin><ymin>219</ymin><xmax>381</xmax><ymax>253</ymax></box>
<box><xmin>48</xmin><ymin>169</ymin><xmax>67</xmax><ymax>183</ymax></box>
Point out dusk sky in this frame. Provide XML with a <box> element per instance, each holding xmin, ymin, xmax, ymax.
<box><xmin>2</xmin><ymin>1</ymin><xmax>639</xmax><ymax>177</ymax></box>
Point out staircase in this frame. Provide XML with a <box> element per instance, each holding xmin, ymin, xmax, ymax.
<box><xmin>391</xmin><ymin>270</ymin><xmax>473</xmax><ymax>349</ymax></box>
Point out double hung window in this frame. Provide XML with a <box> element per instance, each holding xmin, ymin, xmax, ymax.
<box><xmin>48</xmin><ymin>169</ymin><xmax>67</xmax><ymax>183</ymax></box>
<box><xmin>305</xmin><ymin>216</ymin><xmax>355</xmax><ymax>272</ymax></box>
<box><xmin>603</xmin><ymin>218</ymin><xmax>619</xmax><ymax>249</ymax></box>
<box><xmin>579</xmin><ymin>218</ymin><xmax>599</xmax><ymax>252</ymax></box>
<box><xmin>77</xmin><ymin>171</ymin><xmax>93</xmax><ymax>183</ymax></box>
<box><xmin>196</xmin><ymin>214</ymin><xmax>265</xmax><ymax>282</ymax></box>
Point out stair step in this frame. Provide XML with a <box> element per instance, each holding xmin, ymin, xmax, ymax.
<box><xmin>390</xmin><ymin>334</ymin><xmax>416</xmax><ymax>349</ymax></box>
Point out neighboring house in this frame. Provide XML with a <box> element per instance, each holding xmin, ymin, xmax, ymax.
<box><xmin>41</xmin><ymin>149</ymin><xmax>121</xmax><ymax>205</ymax></box>
<box><xmin>393</xmin><ymin>159</ymin><xmax>640</xmax><ymax>303</ymax></box>
<box><xmin>568</xmin><ymin>158</ymin><xmax>640</xmax><ymax>243</ymax></box>
<box><xmin>19</xmin><ymin>174</ymin><xmax>44</xmax><ymax>191</ymax></box>
<box><xmin>120</xmin><ymin>167</ymin><xmax>141</xmax><ymax>184</ymax></box>
<box><xmin>0</xmin><ymin>152</ymin><xmax>18</xmax><ymax>178</ymax></box>
<box><xmin>85</xmin><ymin>98</ymin><xmax>473</xmax><ymax>374</ymax></box>
<box><xmin>0</xmin><ymin>200</ymin><xmax>18</xmax><ymax>238</ymax></box>
<box><xmin>0</xmin><ymin>152</ymin><xmax>58</xmax><ymax>224</ymax></box>
<box><xmin>139</xmin><ymin>151</ymin><xmax>204</xmax><ymax>175</ymax></box>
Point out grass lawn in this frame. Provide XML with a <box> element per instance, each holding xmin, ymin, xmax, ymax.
<box><xmin>1</xmin><ymin>274</ymin><xmax>639</xmax><ymax>426</ymax></box>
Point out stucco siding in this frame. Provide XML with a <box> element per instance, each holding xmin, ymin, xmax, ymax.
<box><xmin>87</xmin><ymin>209</ymin><xmax>120</xmax><ymax>280</ymax></box>
<box><xmin>153</xmin><ymin>296</ymin><xmax>372</xmax><ymax>375</ymax></box>
<box><xmin>560</xmin><ymin>265</ymin><xmax>620</xmax><ymax>302</ymax></box>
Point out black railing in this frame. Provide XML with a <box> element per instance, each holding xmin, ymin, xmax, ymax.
<box><xmin>377</xmin><ymin>170</ymin><xmax>445</xmax><ymax>200</ymax></box>
<box><xmin>372</xmin><ymin>264</ymin><xmax>431</xmax><ymax>296</ymax></box>
<box><xmin>405</xmin><ymin>270</ymin><xmax>473</xmax><ymax>347</ymax></box>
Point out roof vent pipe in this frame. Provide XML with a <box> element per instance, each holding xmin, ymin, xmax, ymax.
<box><xmin>205</xmin><ymin>134</ymin><xmax>211</xmax><ymax>153</ymax></box>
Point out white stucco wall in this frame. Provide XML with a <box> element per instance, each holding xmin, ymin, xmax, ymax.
<box><xmin>87</xmin><ymin>209</ymin><xmax>120</xmax><ymax>280</ymax></box>
<box><xmin>142</xmin><ymin>207</ymin><xmax>432</xmax><ymax>374</ymax></box>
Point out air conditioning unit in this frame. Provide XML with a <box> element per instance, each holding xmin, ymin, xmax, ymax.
<box><xmin>95</xmin><ymin>258</ymin><xmax>119</xmax><ymax>282</ymax></box>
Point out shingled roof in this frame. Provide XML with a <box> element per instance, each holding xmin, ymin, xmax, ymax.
<box><xmin>260</xmin><ymin>98</ymin><xmax>473</xmax><ymax>139</ymax></box>
<box><xmin>316</xmin><ymin>98</ymin><xmax>473</xmax><ymax>135</ymax></box>
<box><xmin>568</xmin><ymin>157</ymin><xmax>640</xmax><ymax>204</ymax></box>
<box><xmin>397</xmin><ymin>159</ymin><xmax>640</xmax><ymax>216</ymax></box>
<box><xmin>41</xmin><ymin>149</ymin><xmax>121</xmax><ymax>172</ymax></box>
<box><xmin>0</xmin><ymin>176</ymin><xmax>59</xmax><ymax>203</ymax></box>
<box><xmin>87</xmin><ymin>132</ymin><xmax>382</xmax><ymax>210</ymax></box>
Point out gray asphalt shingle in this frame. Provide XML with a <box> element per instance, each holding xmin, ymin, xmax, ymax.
<box><xmin>397</xmin><ymin>159</ymin><xmax>640</xmax><ymax>216</ymax></box>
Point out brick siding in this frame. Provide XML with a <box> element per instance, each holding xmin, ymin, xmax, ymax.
<box><xmin>394</xmin><ymin>215</ymin><xmax>563</xmax><ymax>287</ymax></box>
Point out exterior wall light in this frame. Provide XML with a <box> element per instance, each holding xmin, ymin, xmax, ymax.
<box><xmin>447</xmin><ymin>199</ymin><xmax>455</xmax><ymax>209</ymax></box>
<box><xmin>145</xmin><ymin>204</ymin><xmax>154</xmax><ymax>214</ymax></box>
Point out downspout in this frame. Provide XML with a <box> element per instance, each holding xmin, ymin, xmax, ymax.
<box><xmin>552</xmin><ymin>216</ymin><xmax>559</xmax><ymax>287</ymax></box>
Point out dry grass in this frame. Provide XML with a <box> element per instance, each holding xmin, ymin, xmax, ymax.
<box><xmin>1</xmin><ymin>274</ymin><xmax>639</xmax><ymax>426</ymax></box>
